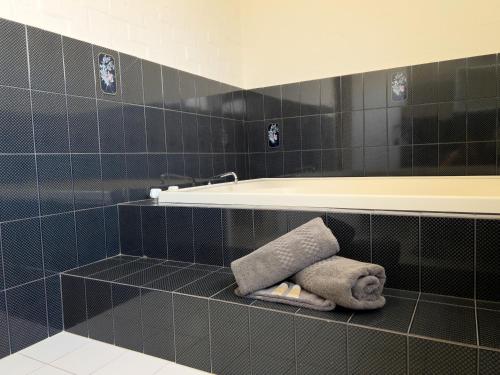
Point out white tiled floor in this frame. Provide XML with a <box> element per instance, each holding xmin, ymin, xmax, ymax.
<box><xmin>0</xmin><ymin>332</ymin><xmax>209</xmax><ymax>375</ymax></box>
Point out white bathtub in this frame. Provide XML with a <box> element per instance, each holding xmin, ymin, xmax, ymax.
<box><xmin>157</xmin><ymin>177</ymin><xmax>500</xmax><ymax>214</ymax></box>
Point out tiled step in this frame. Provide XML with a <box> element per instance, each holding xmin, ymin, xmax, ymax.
<box><xmin>61</xmin><ymin>255</ymin><xmax>500</xmax><ymax>374</ymax></box>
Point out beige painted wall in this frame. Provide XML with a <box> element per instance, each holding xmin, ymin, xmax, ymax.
<box><xmin>0</xmin><ymin>0</ymin><xmax>244</xmax><ymax>87</ymax></box>
<box><xmin>240</xmin><ymin>0</ymin><xmax>500</xmax><ymax>88</ymax></box>
<box><xmin>1</xmin><ymin>1</ymin><xmax>500</xmax><ymax>89</ymax></box>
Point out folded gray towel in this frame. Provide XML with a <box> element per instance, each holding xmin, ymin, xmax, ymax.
<box><xmin>292</xmin><ymin>256</ymin><xmax>386</xmax><ymax>310</ymax></box>
<box><xmin>237</xmin><ymin>282</ymin><xmax>335</xmax><ymax>311</ymax></box>
<box><xmin>231</xmin><ymin>217</ymin><xmax>339</xmax><ymax>296</ymax></box>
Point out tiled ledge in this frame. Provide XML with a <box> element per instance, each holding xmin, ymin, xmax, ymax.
<box><xmin>61</xmin><ymin>255</ymin><xmax>500</xmax><ymax>374</ymax></box>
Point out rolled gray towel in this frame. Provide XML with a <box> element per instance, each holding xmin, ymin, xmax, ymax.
<box><xmin>241</xmin><ymin>282</ymin><xmax>335</xmax><ymax>311</ymax></box>
<box><xmin>231</xmin><ymin>217</ymin><xmax>339</xmax><ymax>296</ymax></box>
<box><xmin>292</xmin><ymin>256</ymin><xmax>386</xmax><ymax>310</ymax></box>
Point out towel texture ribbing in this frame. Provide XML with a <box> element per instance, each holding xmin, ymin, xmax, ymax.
<box><xmin>231</xmin><ymin>217</ymin><xmax>339</xmax><ymax>296</ymax></box>
<box><xmin>292</xmin><ymin>256</ymin><xmax>386</xmax><ymax>310</ymax></box>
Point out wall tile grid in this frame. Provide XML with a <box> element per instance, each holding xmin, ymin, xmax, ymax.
<box><xmin>61</xmin><ymin>254</ymin><xmax>500</xmax><ymax>374</ymax></box>
<box><xmin>244</xmin><ymin>55</ymin><xmax>499</xmax><ymax>178</ymax></box>
<box><xmin>0</xmin><ymin>17</ymin><xmax>246</xmax><ymax>358</ymax></box>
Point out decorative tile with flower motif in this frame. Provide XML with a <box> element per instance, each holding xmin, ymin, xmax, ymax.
<box><xmin>268</xmin><ymin>123</ymin><xmax>280</xmax><ymax>148</ymax></box>
<box><xmin>391</xmin><ymin>71</ymin><xmax>407</xmax><ymax>101</ymax></box>
<box><xmin>98</xmin><ymin>53</ymin><xmax>117</xmax><ymax>94</ymax></box>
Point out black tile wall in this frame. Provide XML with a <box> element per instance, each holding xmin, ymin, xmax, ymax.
<box><xmin>246</xmin><ymin>53</ymin><xmax>500</xmax><ymax>177</ymax></box>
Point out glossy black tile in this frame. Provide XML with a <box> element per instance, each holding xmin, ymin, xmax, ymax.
<box><xmin>283</xmin><ymin>117</ymin><xmax>301</xmax><ymax>151</ymax></box>
<box><xmin>193</xmin><ymin>207</ymin><xmax>223</xmax><ymax>265</ymax></box>
<box><xmin>85</xmin><ymin>279</ymin><xmax>113</xmax><ymax>344</ymax></box>
<box><xmin>196</xmin><ymin>115</ymin><xmax>212</xmax><ymax>153</ymax></box>
<box><xmin>75</xmin><ymin>208</ymin><xmax>106</xmax><ymax>266</ymax></box>
<box><xmin>363</xmin><ymin>70</ymin><xmax>387</xmax><ymax>109</ymax></box>
<box><xmin>283</xmin><ymin>150</ymin><xmax>302</xmax><ymax>176</ymax></box>
<box><xmin>0</xmin><ymin>292</ymin><xmax>8</xmax><ymax>358</ymax></box>
<box><xmin>409</xmin><ymin>337</ymin><xmax>477</xmax><ymax>375</ymax></box>
<box><xmin>477</xmin><ymin>308</ymin><xmax>500</xmax><ymax>349</ymax></box>
<box><xmin>45</xmin><ymin>275</ymin><xmax>62</xmax><ymax>336</ymax></box>
<box><xmin>41</xmin><ymin>212</ymin><xmax>77</xmax><ymax>274</ymax></box>
<box><xmin>326</xmin><ymin>213</ymin><xmax>371</xmax><ymax>262</ymax></box>
<box><xmin>467</xmin><ymin>98</ymin><xmax>497</xmax><ymax>141</ymax></box>
<box><xmin>31</xmin><ymin>91</ymin><xmax>69</xmax><ymax>153</ymax></box>
<box><xmin>97</xmin><ymin>99</ymin><xmax>125</xmax><ymax>153</ymax></box>
<box><xmin>388</xmin><ymin>145</ymin><xmax>413</xmax><ymax>176</ymax></box>
<box><xmin>37</xmin><ymin>154</ymin><xmax>73</xmax><ymax>215</ymax></box>
<box><xmin>222</xmin><ymin>209</ymin><xmax>254</xmax><ymax>265</ymax></box>
<box><xmin>211</xmin><ymin>284</ymin><xmax>254</xmax><ymax>305</ymax></box>
<box><xmin>295</xmin><ymin>305</ymin><xmax>353</xmax><ymax>322</ymax></box>
<box><xmin>27</xmin><ymin>27</ymin><xmax>64</xmax><ymax>93</ymax></box>
<box><xmin>438</xmin><ymin>101</ymin><xmax>466</xmax><ymax>143</ymax></box>
<box><xmin>266</xmin><ymin>151</ymin><xmax>284</xmax><ymax>177</ymax></box>
<box><xmin>141</xmin><ymin>289</ymin><xmax>175</xmax><ymax>360</ymax></box>
<box><xmin>296</xmin><ymin>316</ymin><xmax>346</xmax><ymax>375</ymax></box>
<box><xmin>6</xmin><ymin>280</ymin><xmax>48</xmax><ymax>352</ymax></box>
<box><xmin>320</xmin><ymin>76</ymin><xmax>341</xmax><ymax>114</ymax></box>
<box><xmin>117</xmin><ymin>265</ymin><xmax>178</xmax><ymax>287</ymax></box>
<box><xmin>0</xmin><ymin>86</ymin><xmax>33</xmax><ymax>153</ymax></box>
<box><xmin>166</xmin><ymin>206</ymin><xmax>193</xmax><ymax>262</ymax></box>
<box><xmin>120</xmin><ymin>53</ymin><xmax>143</xmax><ymax>105</ymax></box>
<box><xmin>177</xmin><ymin>272</ymin><xmax>235</xmax><ymax>297</ymax></box>
<box><xmin>413</xmin><ymin>144</ymin><xmax>438</xmax><ymax>175</ymax></box>
<box><xmin>112</xmin><ymin>283</ymin><xmax>142</xmax><ymax>351</ymax></box>
<box><xmin>125</xmin><ymin>154</ymin><xmax>149</xmax><ymax>200</ymax></box>
<box><xmin>182</xmin><ymin>112</ymin><xmax>199</xmax><ymax>153</ymax></box>
<box><xmin>301</xmin><ymin>150</ymin><xmax>321</xmax><ymax>176</ymax></box>
<box><xmin>412</xmin><ymin>104</ymin><xmax>438</xmax><ymax>144</ymax></box>
<box><xmin>179</xmin><ymin>71</ymin><xmax>197</xmax><ymax>113</ymax></box>
<box><xmin>253</xmin><ymin>209</ymin><xmax>287</xmax><ymax>248</ymax></box>
<box><xmin>66</xmin><ymin>258</ymin><xmax>125</xmax><ymax>277</ymax></box>
<box><xmin>281</xmin><ymin>82</ymin><xmax>300</xmax><ymax>117</ymax></box>
<box><xmin>342</xmin><ymin>110</ymin><xmax>364</xmax><ymax>148</ymax></box>
<box><xmin>480</xmin><ymin>349</ymin><xmax>500</xmax><ymax>375</ymax></box>
<box><xmin>364</xmin><ymin>108</ymin><xmax>387</xmax><ymax>146</ymax></box>
<box><xmin>166</xmin><ymin>154</ymin><xmax>185</xmax><ymax>177</ymax></box>
<box><xmin>410</xmin><ymin>301</ymin><xmax>476</xmax><ymax>344</ymax></box>
<box><xmin>164</xmin><ymin>110</ymin><xmax>182</xmax><ymax>152</ymax></box>
<box><xmin>301</xmin><ymin>115</ymin><xmax>321</xmax><ymax>149</ymax></box>
<box><xmin>61</xmin><ymin>275</ymin><xmax>87</xmax><ymax>336</ymax></box>
<box><xmin>67</xmin><ymin>95</ymin><xmax>99</xmax><ymax>153</ymax></box>
<box><xmin>467</xmin><ymin>54</ymin><xmax>497</xmax><ymax>99</ymax></box>
<box><xmin>0</xmin><ymin>18</ymin><xmax>29</xmax><ymax>88</ymax></box>
<box><xmin>411</xmin><ymin>63</ymin><xmax>438</xmax><ymax>104</ymax></box>
<box><xmin>101</xmin><ymin>154</ymin><xmax>128</xmax><ymax>205</ymax></box>
<box><xmin>145</xmin><ymin>106</ymin><xmax>165</xmax><ymax>152</ymax></box>
<box><xmin>250</xmin><ymin>308</ymin><xmax>295</xmax><ymax>375</ymax></box>
<box><xmin>350</xmin><ymin>296</ymin><xmax>416</xmax><ymax>333</ymax></box>
<box><xmin>140</xmin><ymin>206</ymin><xmax>167</xmax><ymax>259</ymax></box>
<box><xmin>438</xmin><ymin>58</ymin><xmax>467</xmax><ymax>101</ymax></box>
<box><xmin>300</xmin><ymin>79</ymin><xmax>321</xmax><ymax>115</ymax></box>
<box><xmin>372</xmin><ymin>214</ymin><xmax>419</xmax><ymax>290</ymax></box>
<box><xmin>342</xmin><ymin>147</ymin><xmax>364</xmax><ymax>176</ymax></box>
<box><xmin>341</xmin><ymin>73</ymin><xmax>363</xmax><ymax>111</ymax></box>
<box><xmin>262</xmin><ymin>86</ymin><xmax>282</xmax><ymax>119</ymax></box>
<box><xmin>439</xmin><ymin>142</ymin><xmax>466</xmax><ymax>175</ymax></box>
<box><xmin>223</xmin><ymin>118</ymin><xmax>236</xmax><ymax>153</ymax></box>
<box><xmin>210</xmin><ymin>300</ymin><xmax>251</xmax><ymax>375</ymax></box>
<box><xmin>476</xmin><ymin>219</ymin><xmax>500</xmax><ymax>301</ymax></box>
<box><xmin>173</xmin><ymin>293</ymin><xmax>211</xmax><ymax>372</ymax></box>
<box><xmin>348</xmin><ymin>326</ymin><xmax>406</xmax><ymax>374</ymax></box>
<box><xmin>104</xmin><ymin>207</ymin><xmax>119</xmax><ymax>256</ymax></box>
<box><xmin>388</xmin><ymin>106</ymin><xmax>412</xmax><ymax>145</ymax></box>
<box><xmin>145</xmin><ymin>268</ymin><xmax>209</xmax><ymax>291</ymax></box>
<box><xmin>123</xmin><ymin>104</ymin><xmax>146</xmax><ymax>152</ymax></box>
<box><xmin>162</xmin><ymin>66</ymin><xmax>181</xmax><ymax>110</ymax></box>
<box><xmin>1</xmin><ymin>218</ymin><xmax>43</xmax><ymax>288</ymax></box>
<box><xmin>421</xmin><ymin>217</ymin><xmax>474</xmax><ymax>297</ymax></box>
<box><xmin>245</xmin><ymin>90</ymin><xmax>264</xmax><ymax>121</ymax></box>
<box><xmin>320</xmin><ymin>113</ymin><xmax>342</xmax><ymax>149</ymax></box>
<box><xmin>467</xmin><ymin>141</ymin><xmax>497</xmax><ymax>175</ymax></box>
<box><xmin>63</xmin><ymin>37</ymin><xmax>95</xmax><ymax>98</ymax></box>
<box><xmin>142</xmin><ymin>60</ymin><xmax>163</xmax><ymax>107</ymax></box>
<box><xmin>210</xmin><ymin>117</ymin><xmax>224</xmax><ymax>153</ymax></box>
<box><xmin>321</xmin><ymin>148</ymin><xmax>343</xmax><ymax>177</ymax></box>
<box><xmin>118</xmin><ymin>204</ymin><xmax>142</xmax><ymax>256</ymax></box>
<box><xmin>72</xmin><ymin>154</ymin><xmax>103</xmax><ymax>209</ymax></box>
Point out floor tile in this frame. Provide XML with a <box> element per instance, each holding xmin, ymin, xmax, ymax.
<box><xmin>51</xmin><ymin>339</ymin><xmax>124</xmax><ymax>374</ymax></box>
<box><xmin>20</xmin><ymin>332</ymin><xmax>88</xmax><ymax>363</ymax></box>
<box><xmin>29</xmin><ymin>365</ymin><xmax>73</xmax><ymax>374</ymax></box>
<box><xmin>477</xmin><ymin>308</ymin><xmax>500</xmax><ymax>349</ymax></box>
<box><xmin>93</xmin><ymin>350</ymin><xmax>165</xmax><ymax>375</ymax></box>
<box><xmin>0</xmin><ymin>354</ymin><xmax>44</xmax><ymax>375</ymax></box>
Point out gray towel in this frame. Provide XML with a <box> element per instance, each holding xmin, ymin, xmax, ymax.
<box><xmin>231</xmin><ymin>217</ymin><xmax>339</xmax><ymax>296</ymax></box>
<box><xmin>292</xmin><ymin>256</ymin><xmax>386</xmax><ymax>310</ymax></box>
<box><xmin>237</xmin><ymin>282</ymin><xmax>335</xmax><ymax>311</ymax></box>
